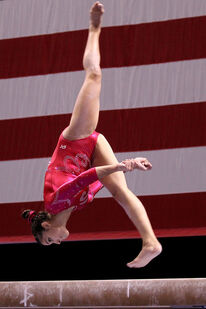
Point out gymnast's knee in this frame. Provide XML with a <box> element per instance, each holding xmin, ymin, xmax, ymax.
<box><xmin>86</xmin><ymin>66</ymin><xmax>102</xmax><ymax>81</ymax></box>
<box><xmin>110</xmin><ymin>184</ymin><xmax>129</xmax><ymax>201</ymax></box>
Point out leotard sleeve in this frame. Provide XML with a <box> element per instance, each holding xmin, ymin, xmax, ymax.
<box><xmin>54</xmin><ymin>167</ymin><xmax>99</xmax><ymax>203</ymax></box>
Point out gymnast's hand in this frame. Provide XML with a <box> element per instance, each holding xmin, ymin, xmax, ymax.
<box><xmin>117</xmin><ymin>157</ymin><xmax>152</xmax><ymax>172</ymax></box>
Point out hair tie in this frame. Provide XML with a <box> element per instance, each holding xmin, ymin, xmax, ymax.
<box><xmin>28</xmin><ymin>211</ymin><xmax>36</xmax><ymax>224</ymax></box>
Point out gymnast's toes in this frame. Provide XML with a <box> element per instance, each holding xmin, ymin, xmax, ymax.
<box><xmin>90</xmin><ymin>2</ymin><xmax>104</xmax><ymax>28</ymax></box>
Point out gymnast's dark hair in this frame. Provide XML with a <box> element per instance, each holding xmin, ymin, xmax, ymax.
<box><xmin>21</xmin><ymin>209</ymin><xmax>51</xmax><ymax>244</ymax></box>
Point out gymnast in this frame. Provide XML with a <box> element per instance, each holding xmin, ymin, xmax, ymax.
<box><xmin>22</xmin><ymin>1</ymin><xmax>162</xmax><ymax>268</ymax></box>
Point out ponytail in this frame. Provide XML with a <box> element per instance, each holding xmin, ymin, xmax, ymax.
<box><xmin>21</xmin><ymin>209</ymin><xmax>51</xmax><ymax>243</ymax></box>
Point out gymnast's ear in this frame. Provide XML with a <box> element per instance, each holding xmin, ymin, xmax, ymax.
<box><xmin>41</xmin><ymin>221</ymin><xmax>51</xmax><ymax>230</ymax></box>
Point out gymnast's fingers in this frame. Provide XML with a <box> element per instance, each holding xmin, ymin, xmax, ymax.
<box><xmin>143</xmin><ymin>159</ymin><xmax>152</xmax><ymax>169</ymax></box>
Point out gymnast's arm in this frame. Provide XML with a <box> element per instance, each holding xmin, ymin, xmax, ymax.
<box><xmin>55</xmin><ymin>164</ymin><xmax>120</xmax><ymax>202</ymax></box>
<box><xmin>95</xmin><ymin>157</ymin><xmax>152</xmax><ymax>178</ymax></box>
<box><xmin>53</xmin><ymin>164</ymin><xmax>120</xmax><ymax>203</ymax></box>
<box><xmin>55</xmin><ymin>158</ymin><xmax>151</xmax><ymax>202</ymax></box>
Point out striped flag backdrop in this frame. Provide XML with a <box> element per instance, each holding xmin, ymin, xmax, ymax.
<box><xmin>0</xmin><ymin>0</ymin><xmax>206</xmax><ymax>243</ymax></box>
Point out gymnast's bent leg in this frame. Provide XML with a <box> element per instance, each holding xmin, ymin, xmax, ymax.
<box><xmin>92</xmin><ymin>134</ymin><xmax>162</xmax><ymax>268</ymax></box>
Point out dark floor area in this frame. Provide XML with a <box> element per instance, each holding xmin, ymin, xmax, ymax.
<box><xmin>0</xmin><ymin>235</ymin><xmax>205</xmax><ymax>281</ymax></box>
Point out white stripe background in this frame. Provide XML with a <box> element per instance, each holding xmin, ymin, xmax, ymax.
<box><xmin>1</xmin><ymin>59</ymin><xmax>206</xmax><ymax>120</ymax></box>
<box><xmin>0</xmin><ymin>147</ymin><xmax>205</xmax><ymax>203</ymax></box>
<box><xmin>1</xmin><ymin>0</ymin><xmax>206</xmax><ymax>39</ymax></box>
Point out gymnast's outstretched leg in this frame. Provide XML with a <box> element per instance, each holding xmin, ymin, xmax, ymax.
<box><xmin>63</xmin><ymin>1</ymin><xmax>104</xmax><ymax>140</ymax></box>
<box><xmin>92</xmin><ymin>134</ymin><xmax>162</xmax><ymax>268</ymax></box>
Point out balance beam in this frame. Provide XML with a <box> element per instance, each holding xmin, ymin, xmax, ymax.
<box><xmin>0</xmin><ymin>279</ymin><xmax>205</xmax><ymax>308</ymax></box>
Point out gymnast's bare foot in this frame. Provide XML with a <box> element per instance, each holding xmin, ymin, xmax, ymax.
<box><xmin>90</xmin><ymin>1</ymin><xmax>104</xmax><ymax>30</ymax></box>
<box><xmin>127</xmin><ymin>240</ymin><xmax>162</xmax><ymax>268</ymax></box>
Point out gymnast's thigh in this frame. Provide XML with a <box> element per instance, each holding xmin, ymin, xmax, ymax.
<box><xmin>92</xmin><ymin>134</ymin><xmax>128</xmax><ymax>195</ymax></box>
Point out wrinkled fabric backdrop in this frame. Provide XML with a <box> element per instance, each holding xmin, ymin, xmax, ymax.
<box><xmin>0</xmin><ymin>0</ymin><xmax>205</xmax><ymax>242</ymax></box>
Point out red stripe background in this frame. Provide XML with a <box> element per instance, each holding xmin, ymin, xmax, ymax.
<box><xmin>0</xmin><ymin>102</ymin><xmax>205</xmax><ymax>160</ymax></box>
<box><xmin>1</xmin><ymin>192</ymin><xmax>205</xmax><ymax>237</ymax></box>
<box><xmin>0</xmin><ymin>16</ymin><xmax>206</xmax><ymax>78</ymax></box>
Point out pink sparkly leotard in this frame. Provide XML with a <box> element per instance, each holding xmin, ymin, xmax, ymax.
<box><xmin>44</xmin><ymin>131</ymin><xmax>103</xmax><ymax>215</ymax></box>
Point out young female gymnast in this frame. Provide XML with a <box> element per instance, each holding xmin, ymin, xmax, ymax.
<box><xmin>22</xmin><ymin>1</ymin><xmax>162</xmax><ymax>268</ymax></box>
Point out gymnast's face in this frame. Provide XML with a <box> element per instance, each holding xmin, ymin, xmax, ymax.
<box><xmin>40</xmin><ymin>221</ymin><xmax>69</xmax><ymax>246</ymax></box>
